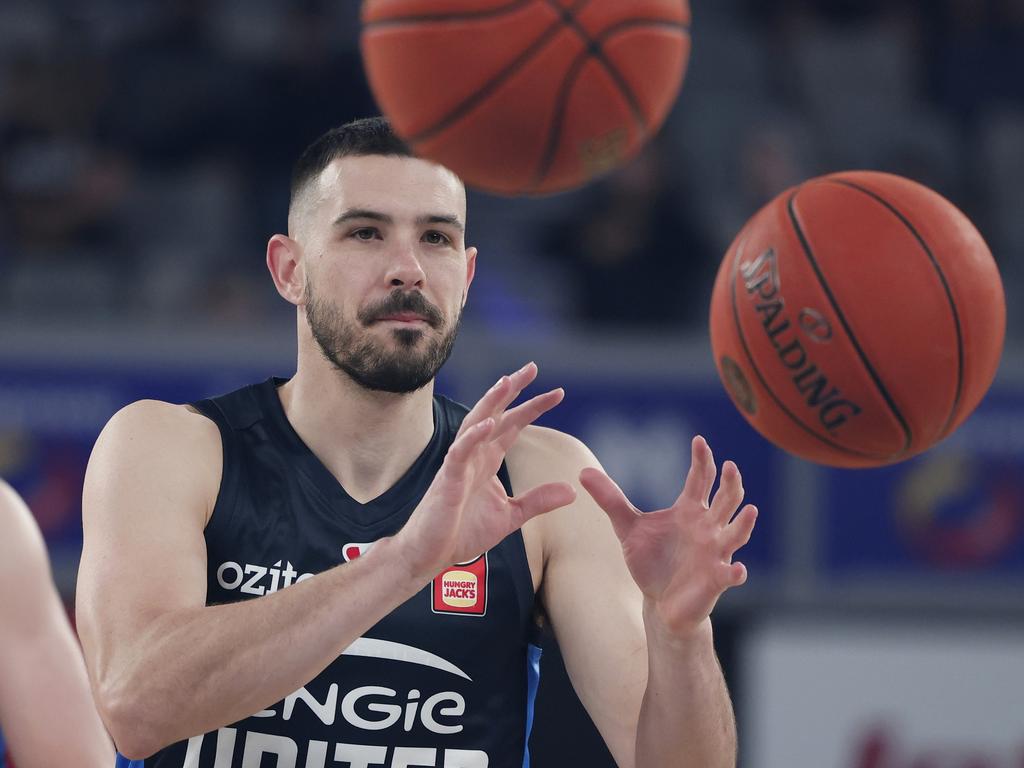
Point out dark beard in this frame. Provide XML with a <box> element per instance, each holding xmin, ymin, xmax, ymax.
<box><xmin>305</xmin><ymin>285</ymin><xmax>460</xmax><ymax>394</ymax></box>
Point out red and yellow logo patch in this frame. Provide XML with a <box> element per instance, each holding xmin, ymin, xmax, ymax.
<box><xmin>431</xmin><ymin>554</ymin><xmax>488</xmax><ymax>616</ymax></box>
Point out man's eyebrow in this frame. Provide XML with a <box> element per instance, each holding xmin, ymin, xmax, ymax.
<box><xmin>419</xmin><ymin>214</ymin><xmax>464</xmax><ymax>233</ymax></box>
<box><xmin>332</xmin><ymin>210</ymin><xmax>464</xmax><ymax>233</ymax></box>
<box><xmin>333</xmin><ymin>208</ymin><xmax>393</xmax><ymax>226</ymax></box>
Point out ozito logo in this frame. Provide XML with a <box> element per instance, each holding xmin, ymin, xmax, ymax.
<box><xmin>216</xmin><ymin>560</ymin><xmax>313</xmax><ymax>596</ymax></box>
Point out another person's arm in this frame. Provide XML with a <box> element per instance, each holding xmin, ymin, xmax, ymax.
<box><xmin>77</xmin><ymin>364</ymin><xmax>573</xmax><ymax>758</ymax></box>
<box><xmin>509</xmin><ymin>430</ymin><xmax>755</xmax><ymax>768</ymax></box>
<box><xmin>0</xmin><ymin>480</ymin><xmax>114</xmax><ymax>768</ymax></box>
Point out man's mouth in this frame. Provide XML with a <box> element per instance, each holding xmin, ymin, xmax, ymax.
<box><xmin>375</xmin><ymin>312</ymin><xmax>430</xmax><ymax>324</ymax></box>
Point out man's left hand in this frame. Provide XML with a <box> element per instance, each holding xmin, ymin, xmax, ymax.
<box><xmin>579</xmin><ymin>435</ymin><xmax>757</xmax><ymax>638</ymax></box>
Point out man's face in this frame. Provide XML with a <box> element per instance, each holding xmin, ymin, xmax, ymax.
<box><xmin>296</xmin><ymin>154</ymin><xmax>473</xmax><ymax>393</ymax></box>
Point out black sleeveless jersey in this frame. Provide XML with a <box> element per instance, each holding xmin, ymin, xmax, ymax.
<box><xmin>126</xmin><ymin>378</ymin><xmax>542</xmax><ymax>768</ymax></box>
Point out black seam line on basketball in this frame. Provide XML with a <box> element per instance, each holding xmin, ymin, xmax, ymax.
<box><xmin>362</xmin><ymin>0</ymin><xmax>535</xmax><ymax>28</ymax></box>
<box><xmin>787</xmin><ymin>189</ymin><xmax>913</xmax><ymax>456</ymax></box>
<box><xmin>529</xmin><ymin>18</ymin><xmax>690</xmax><ymax>191</ymax></box>
<box><xmin>824</xmin><ymin>178</ymin><xmax>965</xmax><ymax>440</ymax></box>
<box><xmin>588</xmin><ymin>19</ymin><xmax>692</xmax><ymax>135</ymax></box>
<box><xmin>557</xmin><ymin>14</ymin><xmax>694</xmax><ymax>133</ymax></box>
<box><xmin>539</xmin><ymin>0</ymin><xmax>647</xmax><ymax>135</ymax></box>
<box><xmin>727</xmin><ymin>231</ymin><xmax>888</xmax><ymax>462</ymax></box>
<box><xmin>404</xmin><ymin>1</ymin><xmax>593</xmax><ymax>144</ymax></box>
<box><xmin>526</xmin><ymin>39</ymin><xmax>593</xmax><ymax>191</ymax></box>
<box><xmin>517</xmin><ymin>0</ymin><xmax>594</xmax><ymax>193</ymax></box>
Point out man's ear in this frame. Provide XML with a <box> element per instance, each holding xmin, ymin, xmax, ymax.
<box><xmin>463</xmin><ymin>246</ymin><xmax>478</xmax><ymax>307</ymax></box>
<box><xmin>267</xmin><ymin>234</ymin><xmax>305</xmax><ymax>306</ymax></box>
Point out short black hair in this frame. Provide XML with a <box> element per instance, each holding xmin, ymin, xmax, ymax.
<box><xmin>289</xmin><ymin>117</ymin><xmax>414</xmax><ymax>211</ymax></box>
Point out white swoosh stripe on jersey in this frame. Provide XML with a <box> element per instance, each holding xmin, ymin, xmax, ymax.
<box><xmin>341</xmin><ymin>637</ymin><xmax>472</xmax><ymax>681</ymax></box>
<box><xmin>183</xmin><ymin>733</ymin><xmax>203</xmax><ymax>766</ymax></box>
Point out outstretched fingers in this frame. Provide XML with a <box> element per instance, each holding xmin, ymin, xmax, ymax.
<box><xmin>491</xmin><ymin>361</ymin><xmax>539</xmax><ymax>415</ymax></box>
<box><xmin>459</xmin><ymin>362</ymin><xmax>538</xmax><ymax>437</ymax></box>
<box><xmin>493</xmin><ymin>388</ymin><xmax>564</xmax><ymax>450</ymax></box>
<box><xmin>721</xmin><ymin>504</ymin><xmax>757</xmax><ymax>558</ymax></box>
<box><xmin>711</xmin><ymin>460</ymin><xmax>745</xmax><ymax>526</ymax></box>
<box><xmin>720</xmin><ymin>561</ymin><xmax>748</xmax><ymax>588</ymax></box>
<box><xmin>444</xmin><ymin>418</ymin><xmax>496</xmax><ymax>479</ymax></box>
<box><xmin>579</xmin><ymin>467</ymin><xmax>640</xmax><ymax>541</ymax></box>
<box><xmin>678</xmin><ymin>435</ymin><xmax>717</xmax><ymax>509</ymax></box>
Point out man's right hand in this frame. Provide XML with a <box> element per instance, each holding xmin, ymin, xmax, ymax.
<box><xmin>395</xmin><ymin>362</ymin><xmax>576</xmax><ymax>580</ymax></box>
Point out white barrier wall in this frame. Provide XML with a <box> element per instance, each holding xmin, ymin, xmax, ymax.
<box><xmin>742</xmin><ymin>619</ymin><xmax>1024</xmax><ymax>768</ymax></box>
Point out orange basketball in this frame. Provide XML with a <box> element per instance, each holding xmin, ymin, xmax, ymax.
<box><xmin>709</xmin><ymin>171</ymin><xmax>1006</xmax><ymax>468</ymax></box>
<box><xmin>360</xmin><ymin>0</ymin><xmax>691</xmax><ymax>196</ymax></box>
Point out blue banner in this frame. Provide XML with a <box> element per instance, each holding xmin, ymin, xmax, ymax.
<box><xmin>0</xmin><ymin>363</ymin><xmax>274</xmax><ymax>561</ymax></box>
<box><xmin>822</xmin><ymin>388</ymin><xmax>1024</xmax><ymax>577</ymax></box>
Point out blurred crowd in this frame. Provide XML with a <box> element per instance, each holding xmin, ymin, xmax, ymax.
<box><xmin>0</xmin><ymin>0</ymin><xmax>1021</xmax><ymax>336</ymax></box>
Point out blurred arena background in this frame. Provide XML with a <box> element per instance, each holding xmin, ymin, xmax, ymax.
<box><xmin>1</xmin><ymin>1</ymin><xmax>1023</xmax><ymax>765</ymax></box>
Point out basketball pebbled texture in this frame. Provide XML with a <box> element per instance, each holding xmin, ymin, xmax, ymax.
<box><xmin>709</xmin><ymin>171</ymin><xmax>1006</xmax><ymax>468</ymax></box>
<box><xmin>361</xmin><ymin>0</ymin><xmax>691</xmax><ymax>195</ymax></box>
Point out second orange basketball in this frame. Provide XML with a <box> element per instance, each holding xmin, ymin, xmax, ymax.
<box><xmin>709</xmin><ymin>172</ymin><xmax>1006</xmax><ymax>469</ymax></box>
<box><xmin>360</xmin><ymin>0</ymin><xmax>691</xmax><ymax>196</ymax></box>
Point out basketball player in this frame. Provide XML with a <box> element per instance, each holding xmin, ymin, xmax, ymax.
<box><xmin>0</xmin><ymin>480</ymin><xmax>113</xmax><ymax>767</ymax></box>
<box><xmin>76</xmin><ymin>118</ymin><xmax>757</xmax><ymax>767</ymax></box>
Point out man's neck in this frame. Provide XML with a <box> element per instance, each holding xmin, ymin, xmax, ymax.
<box><xmin>277</xmin><ymin>357</ymin><xmax>437</xmax><ymax>505</ymax></box>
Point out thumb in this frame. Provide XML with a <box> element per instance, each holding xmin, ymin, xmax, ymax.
<box><xmin>513</xmin><ymin>482</ymin><xmax>577</xmax><ymax>524</ymax></box>
<box><xmin>579</xmin><ymin>467</ymin><xmax>640</xmax><ymax>542</ymax></box>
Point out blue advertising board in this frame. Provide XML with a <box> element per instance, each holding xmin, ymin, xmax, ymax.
<box><xmin>0</xmin><ymin>363</ymin><xmax>275</xmax><ymax>564</ymax></box>
<box><xmin>821</xmin><ymin>388</ymin><xmax>1024</xmax><ymax>578</ymax></box>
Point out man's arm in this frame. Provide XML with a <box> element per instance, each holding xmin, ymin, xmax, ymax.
<box><xmin>77</xmin><ymin>398</ymin><xmax>431</xmax><ymax>758</ymax></box>
<box><xmin>0</xmin><ymin>480</ymin><xmax>113</xmax><ymax>768</ymax></box>
<box><xmin>509</xmin><ymin>428</ymin><xmax>754</xmax><ymax>768</ymax></box>
<box><xmin>77</xmin><ymin>364</ymin><xmax>574</xmax><ymax>758</ymax></box>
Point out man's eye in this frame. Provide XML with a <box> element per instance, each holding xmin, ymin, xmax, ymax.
<box><xmin>352</xmin><ymin>228</ymin><xmax>379</xmax><ymax>241</ymax></box>
<box><xmin>424</xmin><ymin>231</ymin><xmax>450</xmax><ymax>245</ymax></box>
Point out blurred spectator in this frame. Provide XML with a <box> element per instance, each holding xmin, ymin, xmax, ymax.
<box><xmin>97</xmin><ymin>0</ymin><xmax>245</xmax><ymax>165</ymax></box>
<box><xmin>545</xmin><ymin>141</ymin><xmax>715</xmax><ymax>330</ymax></box>
<box><xmin>923</xmin><ymin>0</ymin><xmax>1024</xmax><ymax>126</ymax></box>
<box><xmin>0</xmin><ymin>26</ymin><xmax>133</xmax><ymax>317</ymax></box>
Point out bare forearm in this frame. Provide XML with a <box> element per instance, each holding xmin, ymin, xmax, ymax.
<box><xmin>102</xmin><ymin>536</ymin><xmax>426</xmax><ymax>756</ymax></box>
<box><xmin>635</xmin><ymin>608</ymin><xmax>737</xmax><ymax>768</ymax></box>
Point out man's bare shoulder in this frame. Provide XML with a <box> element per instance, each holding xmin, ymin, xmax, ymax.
<box><xmin>95</xmin><ymin>399</ymin><xmax>221</xmax><ymax>463</ymax></box>
<box><xmin>505</xmin><ymin>424</ymin><xmax>597</xmax><ymax>481</ymax></box>
<box><xmin>0</xmin><ymin>480</ymin><xmax>47</xmax><ymax>577</ymax></box>
<box><xmin>0</xmin><ymin>477</ymin><xmax>30</xmax><ymax>520</ymax></box>
<box><xmin>103</xmin><ymin>398</ymin><xmax>218</xmax><ymax>439</ymax></box>
<box><xmin>506</xmin><ymin>425</ymin><xmax>611</xmax><ymax>548</ymax></box>
<box><xmin>88</xmin><ymin>399</ymin><xmax>223</xmax><ymax>526</ymax></box>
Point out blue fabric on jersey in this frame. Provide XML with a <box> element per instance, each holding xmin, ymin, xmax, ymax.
<box><xmin>522</xmin><ymin>643</ymin><xmax>543</xmax><ymax>768</ymax></box>
<box><xmin>115</xmin><ymin>754</ymin><xmax>142</xmax><ymax>768</ymax></box>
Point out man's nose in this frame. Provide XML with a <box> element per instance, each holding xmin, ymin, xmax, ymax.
<box><xmin>386</xmin><ymin>242</ymin><xmax>426</xmax><ymax>288</ymax></box>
